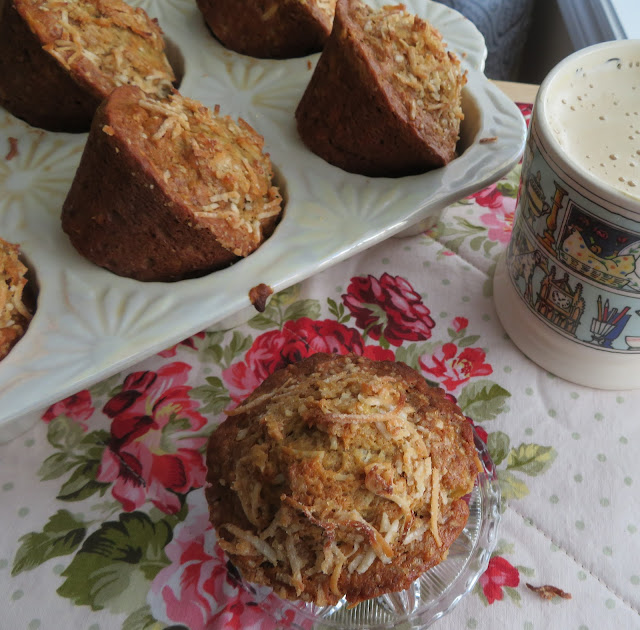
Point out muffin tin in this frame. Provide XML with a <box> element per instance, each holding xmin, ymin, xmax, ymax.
<box><xmin>0</xmin><ymin>0</ymin><xmax>526</xmax><ymax>441</ymax></box>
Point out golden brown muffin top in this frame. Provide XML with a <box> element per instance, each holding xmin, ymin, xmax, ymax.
<box><xmin>0</xmin><ymin>238</ymin><xmax>32</xmax><ymax>361</ymax></box>
<box><xmin>206</xmin><ymin>353</ymin><xmax>481</xmax><ymax>605</ymax></box>
<box><xmin>15</xmin><ymin>0</ymin><xmax>175</xmax><ymax>100</ymax></box>
<box><xmin>350</xmin><ymin>0</ymin><xmax>465</xmax><ymax>134</ymax></box>
<box><xmin>101</xmin><ymin>86</ymin><xmax>282</xmax><ymax>257</ymax></box>
<box><xmin>306</xmin><ymin>0</ymin><xmax>337</xmax><ymax>23</ymax></box>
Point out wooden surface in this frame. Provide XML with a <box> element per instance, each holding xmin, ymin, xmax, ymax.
<box><xmin>492</xmin><ymin>80</ymin><xmax>539</xmax><ymax>104</ymax></box>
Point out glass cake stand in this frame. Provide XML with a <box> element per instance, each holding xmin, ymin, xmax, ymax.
<box><xmin>232</xmin><ymin>428</ymin><xmax>501</xmax><ymax>629</ymax></box>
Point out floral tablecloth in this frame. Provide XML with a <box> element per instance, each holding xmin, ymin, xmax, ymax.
<box><xmin>2</xmin><ymin>103</ymin><xmax>640</xmax><ymax>630</ymax></box>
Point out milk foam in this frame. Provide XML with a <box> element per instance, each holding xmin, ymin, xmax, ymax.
<box><xmin>546</xmin><ymin>57</ymin><xmax>640</xmax><ymax>200</ymax></box>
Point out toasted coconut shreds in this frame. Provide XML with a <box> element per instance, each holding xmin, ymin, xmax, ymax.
<box><xmin>25</xmin><ymin>0</ymin><xmax>174</xmax><ymax>98</ymax></box>
<box><xmin>0</xmin><ymin>238</ymin><xmax>33</xmax><ymax>361</ymax></box>
<box><xmin>358</xmin><ymin>2</ymin><xmax>466</xmax><ymax>130</ymax></box>
<box><xmin>314</xmin><ymin>0</ymin><xmax>338</xmax><ymax>19</ymax></box>
<box><xmin>134</xmin><ymin>93</ymin><xmax>282</xmax><ymax>252</ymax></box>
<box><xmin>216</xmin><ymin>360</ymin><xmax>478</xmax><ymax>604</ymax></box>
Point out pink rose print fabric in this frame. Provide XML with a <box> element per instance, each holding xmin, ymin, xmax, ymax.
<box><xmin>42</xmin><ymin>390</ymin><xmax>95</xmax><ymax>430</ymax></box>
<box><xmin>342</xmin><ymin>273</ymin><xmax>435</xmax><ymax>346</ymax></box>
<box><xmin>472</xmin><ymin>183</ymin><xmax>516</xmax><ymax>245</ymax></box>
<box><xmin>479</xmin><ymin>556</ymin><xmax>521</xmax><ymax>604</ymax></box>
<box><xmin>223</xmin><ymin>317</ymin><xmax>394</xmax><ymax>403</ymax></box>
<box><xmin>419</xmin><ymin>342</ymin><xmax>492</xmax><ymax>391</ymax></box>
<box><xmin>97</xmin><ymin>362</ymin><xmax>208</xmax><ymax>513</ymax></box>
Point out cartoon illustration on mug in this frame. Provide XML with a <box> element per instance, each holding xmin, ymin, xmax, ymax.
<box><xmin>556</xmin><ymin>202</ymin><xmax>640</xmax><ymax>292</ymax></box>
<box><xmin>536</xmin><ymin>266</ymin><xmax>585</xmax><ymax>335</ymax></box>
<box><xmin>522</xmin><ymin>170</ymin><xmax>550</xmax><ymax>219</ymax></box>
<box><xmin>590</xmin><ymin>296</ymin><xmax>632</xmax><ymax>347</ymax></box>
<box><xmin>509</xmin><ymin>222</ymin><xmax>548</xmax><ymax>304</ymax></box>
<box><xmin>506</xmin><ymin>127</ymin><xmax>640</xmax><ymax>353</ymax></box>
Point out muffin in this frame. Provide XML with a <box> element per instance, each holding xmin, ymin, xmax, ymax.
<box><xmin>0</xmin><ymin>0</ymin><xmax>175</xmax><ymax>132</ymax></box>
<box><xmin>61</xmin><ymin>85</ymin><xmax>283</xmax><ymax>282</ymax></box>
<box><xmin>206</xmin><ymin>353</ymin><xmax>481</xmax><ymax>606</ymax></box>
<box><xmin>1</xmin><ymin>238</ymin><xmax>33</xmax><ymax>360</ymax></box>
<box><xmin>196</xmin><ymin>0</ymin><xmax>337</xmax><ymax>59</ymax></box>
<box><xmin>295</xmin><ymin>0</ymin><xmax>466</xmax><ymax>177</ymax></box>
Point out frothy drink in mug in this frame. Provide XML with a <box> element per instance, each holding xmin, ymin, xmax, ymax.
<box><xmin>494</xmin><ymin>41</ymin><xmax>640</xmax><ymax>389</ymax></box>
<box><xmin>547</xmin><ymin>59</ymin><xmax>640</xmax><ymax>200</ymax></box>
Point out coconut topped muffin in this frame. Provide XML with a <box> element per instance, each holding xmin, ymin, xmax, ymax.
<box><xmin>17</xmin><ymin>0</ymin><xmax>175</xmax><ymax>99</ymax></box>
<box><xmin>357</xmin><ymin>2</ymin><xmax>465</xmax><ymax>142</ymax></box>
<box><xmin>196</xmin><ymin>0</ymin><xmax>338</xmax><ymax>59</ymax></box>
<box><xmin>62</xmin><ymin>85</ymin><xmax>283</xmax><ymax>281</ymax></box>
<box><xmin>295</xmin><ymin>0</ymin><xmax>467</xmax><ymax>176</ymax></box>
<box><xmin>0</xmin><ymin>0</ymin><xmax>175</xmax><ymax>131</ymax></box>
<box><xmin>0</xmin><ymin>238</ymin><xmax>33</xmax><ymax>361</ymax></box>
<box><xmin>206</xmin><ymin>353</ymin><xmax>481</xmax><ymax>606</ymax></box>
<box><xmin>131</xmin><ymin>91</ymin><xmax>283</xmax><ymax>256</ymax></box>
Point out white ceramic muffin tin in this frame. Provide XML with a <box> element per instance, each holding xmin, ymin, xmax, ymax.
<box><xmin>0</xmin><ymin>0</ymin><xmax>526</xmax><ymax>441</ymax></box>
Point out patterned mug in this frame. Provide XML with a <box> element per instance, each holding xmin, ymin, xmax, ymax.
<box><xmin>494</xmin><ymin>40</ymin><xmax>640</xmax><ymax>389</ymax></box>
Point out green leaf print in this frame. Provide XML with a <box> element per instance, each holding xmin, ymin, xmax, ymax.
<box><xmin>201</xmin><ymin>331</ymin><xmax>252</xmax><ymax>369</ymax></box>
<box><xmin>457</xmin><ymin>380</ymin><xmax>511</xmax><ymax>421</ymax></box>
<box><xmin>57</xmin><ymin>512</ymin><xmax>172</xmax><ymax>613</ymax></box>
<box><xmin>504</xmin><ymin>586</ymin><xmax>522</xmax><ymax>606</ymax></box>
<box><xmin>247</xmin><ymin>311</ymin><xmax>279</xmax><ymax>330</ymax></box>
<box><xmin>12</xmin><ymin>510</ymin><xmax>87</xmax><ymax>576</ymax></box>
<box><xmin>327</xmin><ymin>298</ymin><xmax>351</xmax><ymax>324</ymax></box>
<box><xmin>506</xmin><ymin>443</ymin><xmax>557</xmax><ymax>476</ymax></box>
<box><xmin>497</xmin><ymin>178</ymin><xmax>519</xmax><ymax>198</ymax></box>
<box><xmin>430</xmin><ymin>217</ymin><xmax>486</xmax><ymax>256</ymax></box>
<box><xmin>487</xmin><ymin>431</ymin><xmax>510</xmax><ymax>467</ymax></box>
<box><xmin>123</xmin><ymin>604</ymin><xmax>165</xmax><ymax>630</ymax></box>
<box><xmin>497</xmin><ymin>470</ymin><xmax>530</xmax><ymax>501</ymax></box>
<box><xmin>456</xmin><ymin>334</ymin><xmax>481</xmax><ymax>348</ymax></box>
<box><xmin>57</xmin><ymin>460</ymin><xmax>110</xmax><ymax>502</ymax></box>
<box><xmin>516</xmin><ymin>565</ymin><xmax>536</xmax><ymax>577</ymax></box>
<box><xmin>190</xmin><ymin>376</ymin><xmax>231</xmax><ymax>416</ymax></box>
<box><xmin>469</xmin><ymin>234</ymin><xmax>486</xmax><ymax>252</ymax></box>
<box><xmin>283</xmin><ymin>299</ymin><xmax>321</xmax><ymax>323</ymax></box>
<box><xmin>223</xmin><ymin>331</ymin><xmax>253</xmax><ymax>366</ymax></box>
<box><xmin>492</xmin><ymin>538</ymin><xmax>515</xmax><ymax>557</ymax></box>
<box><xmin>48</xmin><ymin>415</ymin><xmax>85</xmax><ymax>451</ymax></box>
<box><xmin>38</xmin><ymin>451</ymin><xmax>76</xmax><ymax>481</ymax></box>
<box><xmin>89</xmin><ymin>373</ymin><xmax>124</xmax><ymax>398</ymax></box>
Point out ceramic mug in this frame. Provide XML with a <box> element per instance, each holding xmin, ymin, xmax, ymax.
<box><xmin>494</xmin><ymin>40</ymin><xmax>640</xmax><ymax>389</ymax></box>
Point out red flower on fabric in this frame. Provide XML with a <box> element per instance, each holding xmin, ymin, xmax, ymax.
<box><xmin>223</xmin><ymin>318</ymin><xmax>394</xmax><ymax>403</ymax></box>
<box><xmin>158</xmin><ymin>331</ymin><xmax>206</xmax><ymax>358</ymax></box>
<box><xmin>419</xmin><ymin>342</ymin><xmax>492</xmax><ymax>391</ymax></box>
<box><xmin>41</xmin><ymin>390</ymin><xmax>94</xmax><ymax>430</ymax></box>
<box><xmin>97</xmin><ymin>362</ymin><xmax>208</xmax><ymax>513</ymax></box>
<box><xmin>479</xmin><ymin>556</ymin><xmax>520</xmax><ymax>604</ymax></box>
<box><xmin>471</xmin><ymin>185</ymin><xmax>504</xmax><ymax>210</ymax></box>
<box><xmin>517</xmin><ymin>102</ymin><xmax>533</xmax><ymax>127</ymax></box>
<box><xmin>342</xmin><ymin>273</ymin><xmax>435</xmax><ymax>346</ymax></box>
<box><xmin>452</xmin><ymin>317</ymin><xmax>469</xmax><ymax>332</ymax></box>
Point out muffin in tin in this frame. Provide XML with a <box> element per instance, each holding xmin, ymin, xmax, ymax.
<box><xmin>0</xmin><ymin>238</ymin><xmax>33</xmax><ymax>361</ymax></box>
<box><xmin>0</xmin><ymin>0</ymin><xmax>175</xmax><ymax>132</ymax></box>
<box><xmin>61</xmin><ymin>85</ymin><xmax>283</xmax><ymax>282</ymax></box>
<box><xmin>196</xmin><ymin>0</ymin><xmax>337</xmax><ymax>59</ymax></box>
<box><xmin>296</xmin><ymin>0</ymin><xmax>466</xmax><ymax>176</ymax></box>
